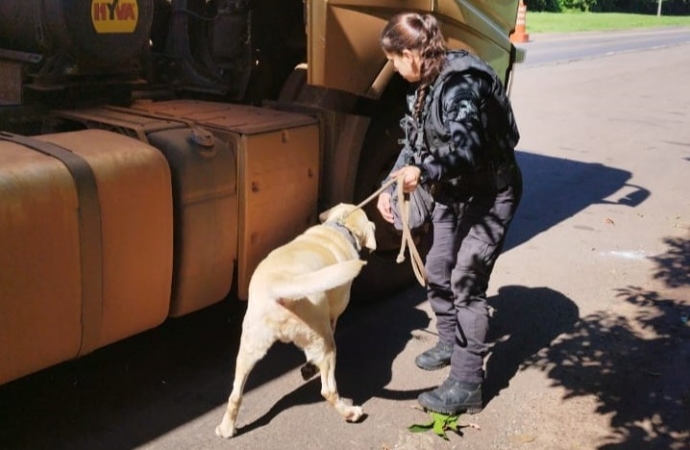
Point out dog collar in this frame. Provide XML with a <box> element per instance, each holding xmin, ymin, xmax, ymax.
<box><xmin>323</xmin><ymin>221</ymin><xmax>360</xmax><ymax>251</ymax></box>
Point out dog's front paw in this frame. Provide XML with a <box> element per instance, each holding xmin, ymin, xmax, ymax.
<box><xmin>335</xmin><ymin>398</ymin><xmax>364</xmax><ymax>422</ymax></box>
<box><xmin>344</xmin><ymin>405</ymin><xmax>364</xmax><ymax>422</ymax></box>
<box><xmin>215</xmin><ymin>423</ymin><xmax>237</xmax><ymax>439</ymax></box>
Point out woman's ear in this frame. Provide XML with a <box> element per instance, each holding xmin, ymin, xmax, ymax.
<box><xmin>401</xmin><ymin>49</ymin><xmax>414</xmax><ymax>62</ymax></box>
<box><xmin>402</xmin><ymin>49</ymin><xmax>422</xmax><ymax>72</ymax></box>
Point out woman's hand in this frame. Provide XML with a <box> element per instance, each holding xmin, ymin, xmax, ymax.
<box><xmin>390</xmin><ymin>165</ymin><xmax>421</xmax><ymax>193</ymax></box>
<box><xmin>379</xmin><ymin>165</ymin><xmax>422</xmax><ymax>223</ymax></box>
<box><xmin>377</xmin><ymin>192</ymin><xmax>394</xmax><ymax>224</ymax></box>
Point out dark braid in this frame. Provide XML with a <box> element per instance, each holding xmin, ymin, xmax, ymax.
<box><xmin>380</xmin><ymin>13</ymin><xmax>447</xmax><ymax>121</ymax></box>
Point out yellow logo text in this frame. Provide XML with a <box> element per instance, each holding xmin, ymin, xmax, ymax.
<box><xmin>92</xmin><ymin>0</ymin><xmax>139</xmax><ymax>33</ymax></box>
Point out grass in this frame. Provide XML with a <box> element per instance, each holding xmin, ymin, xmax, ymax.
<box><xmin>526</xmin><ymin>12</ymin><xmax>690</xmax><ymax>33</ymax></box>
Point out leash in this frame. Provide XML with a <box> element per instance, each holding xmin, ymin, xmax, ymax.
<box><xmin>352</xmin><ymin>177</ymin><xmax>397</xmax><ymax>211</ymax></box>
<box><xmin>348</xmin><ymin>176</ymin><xmax>427</xmax><ymax>287</ymax></box>
<box><xmin>394</xmin><ymin>180</ymin><xmax>427</xmax><ymax>287</ymax></box>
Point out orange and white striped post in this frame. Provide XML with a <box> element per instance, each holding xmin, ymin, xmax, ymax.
<box><xmin>510</xmin><ymin>0</ymin><xmax>530</xmax><ymax>43</ymax></box>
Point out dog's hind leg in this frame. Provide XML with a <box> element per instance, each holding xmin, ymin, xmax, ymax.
<box><xmin>306</xmin><ymin>337</ymin><xmax>363</xmax><ymax>423</ymax></box>
<box><xmin>215</xmin><ymin>327</ymin><xmax>273</xmax><ymax>439</ymax></box>
<box><xmin>300</xmin><ymin>317</ymin><xmax>338</xmax><ymax>381</ymax></box>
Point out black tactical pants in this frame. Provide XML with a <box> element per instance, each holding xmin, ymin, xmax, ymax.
<box><xmin>425</xmin><ymin>168</ymin><xmax>522</xmax><ymax>384</ymax></box>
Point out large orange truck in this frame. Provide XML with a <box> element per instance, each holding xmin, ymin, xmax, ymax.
<box><xmin>0</xmin><ymin>0</ymin><xmax>521</xmax><ymax>386</ymax></box>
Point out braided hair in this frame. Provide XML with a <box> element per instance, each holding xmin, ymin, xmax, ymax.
<box><xmin>380</xmin><ymin>12</ymin><xmax>447</xmax><ymax>122</ymax></box>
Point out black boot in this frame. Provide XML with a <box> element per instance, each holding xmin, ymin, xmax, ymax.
<box><xmin>415</xmin><ymin>341</ymin><xmax>453</xmax><ymax>371</ymax></box>
<box><xmin>417</xmin><ymin>378</ymin><xmax>483</xmax><ymax>415</ymax></box>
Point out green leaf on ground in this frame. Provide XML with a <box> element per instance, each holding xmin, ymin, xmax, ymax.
<box><xmin>408</xmin><ymin>411</ymin><xmax>464</xmax><ymax>440</ymax></box>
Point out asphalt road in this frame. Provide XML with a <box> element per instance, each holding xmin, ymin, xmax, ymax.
<box><xmin>515</xmin><ymin>26</ymin><xmax>690</xmax><ymax>67</ymax></box>
<box><xmin>1</xmin><ymin>30</ymin><xmax>689</xmax><ymax>450</ymax></box>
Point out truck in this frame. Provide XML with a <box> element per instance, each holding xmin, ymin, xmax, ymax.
<box><xmin>0</xmin><ymin>0</ymin><xmax>522</xmax><ymax>387</ymax></box>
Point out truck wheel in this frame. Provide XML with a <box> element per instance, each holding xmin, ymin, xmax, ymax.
<box><xmin>351</xmin><ymin>77</ymin><xmax>429</xmax><ymax>300</ymax></box>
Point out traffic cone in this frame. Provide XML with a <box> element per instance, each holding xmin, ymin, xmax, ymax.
<box><xmin>510</xmin><ymin>0</ymin><xmax>530</xmax><ymax>43</ymax></box>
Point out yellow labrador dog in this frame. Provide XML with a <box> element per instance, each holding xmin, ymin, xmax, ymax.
<box><xmin>215</xmin><ymin>203</ymin><xmax>376</xmax><ymax>438</ymax></box>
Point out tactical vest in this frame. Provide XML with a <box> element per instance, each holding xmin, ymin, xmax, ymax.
<box><xmin>405</xmin><ymin>51</ymin><xmax>519</xmax><ymax>176</ymax></box>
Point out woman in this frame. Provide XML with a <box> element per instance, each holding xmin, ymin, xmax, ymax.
<box><xmin>377</xmin><ymin>12</ymin><xmax>523</xmax><ymax>415</ymax></box>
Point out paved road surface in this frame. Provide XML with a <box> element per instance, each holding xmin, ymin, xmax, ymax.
<box><xmin>516</xmin><ymin>26</ymin><xmax>690</xmax><ymax>67</ymax></box>
<box><xmin>1</xmin><ymin>33</ymin><xmax>689</xmax><ymax>450</ymax></box>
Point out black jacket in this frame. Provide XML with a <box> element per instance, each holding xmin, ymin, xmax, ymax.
<box><xmin>388</xmin><ymin>50</ymin><xmax>519</xmax><ymax>187</ymax></box>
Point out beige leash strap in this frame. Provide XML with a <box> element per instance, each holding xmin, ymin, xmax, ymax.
<box><xmin>394</xmin><ymin>180</ymin><xmax>427</xmax><ymax>287</ymax></box>
<box><xmin>353</xmin><ymin>177</ymin><xmax>398</xmax><ymax>210</ymax></box>
<box><xmin>350</xmin><ymin>176</ymin><xmax>427</xmax><ymax>287</ymax></box>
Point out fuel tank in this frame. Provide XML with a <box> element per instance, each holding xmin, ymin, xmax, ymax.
<box><xmin>0</xmin><ymin>129</ymin><xmax>173</xmax><ymax>385</ymax></box>
<box><xmin>0</xmin><ymin>0</ymin><xmax>154</xmax><ymax>71</ymax></box>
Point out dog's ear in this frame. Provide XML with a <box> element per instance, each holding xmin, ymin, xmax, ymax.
<box><xmin>363</xmin><ymin>221</ymin><xmax>377</xmax><ymax>252</ymax></box>
<box><xmin>318</xmin><ymin>208</ymin><xmax>330</xmax><ymax>223</ymax></box>
<box><xmin>319</xmin><ymin>203</ymin><xmax>349</xmax><ymax>224</ymax></box>
<box><xmin>318</xmin><ymin>204</ymin><xmax>338</xmax><ymax>223</ymax></box>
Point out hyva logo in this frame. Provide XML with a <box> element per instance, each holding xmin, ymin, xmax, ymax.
<box><xmin>92</xmin><ymin>0</ymin><xmax>139</xmax><ymax>33</ymax></box>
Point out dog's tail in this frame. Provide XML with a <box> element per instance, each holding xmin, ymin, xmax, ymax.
<box><xmin>270</xmin><ymin>259</ymin><xmax>366</xmax><ymax>301</ymax></box>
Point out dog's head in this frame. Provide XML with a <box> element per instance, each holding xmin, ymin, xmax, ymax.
<box><xmin>319</xmin><ymin>203</ymin><xmax>377</xmax><ymax>252</ymax></box>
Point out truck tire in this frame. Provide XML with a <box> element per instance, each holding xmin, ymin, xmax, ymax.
<box><xmin>351</xmin><ymin>76</ymin><xmax>429</xmax><ymax>300</ymax></box>
<box><xmin>277</xmin><ymin>69</ymin><xmax>427</xmax><ymax>300</ymax></box>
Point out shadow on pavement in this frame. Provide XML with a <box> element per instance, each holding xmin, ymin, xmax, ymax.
<box><xmin>521</xmin><ymin>234</ymin><xmax>690</xmax><ymax>449</ymax></box>
<box><xmin>484</xmin><ymin>285</ymin><xmax>580</xmax><ymax>403</ymax></box>
<box><xmin>505</xmin><ymin>150</ymin><xmax>649</xmax><ymax>251</ymax></box>
<box><xmin>337</xmin><ymin>286</ymin><xmax>430</xmax><ymax>404</ymax></box>
<box><xmin>0</xmin><ymin>298</ymin><xmax>246</xmax><ymax>450</ymax></box>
